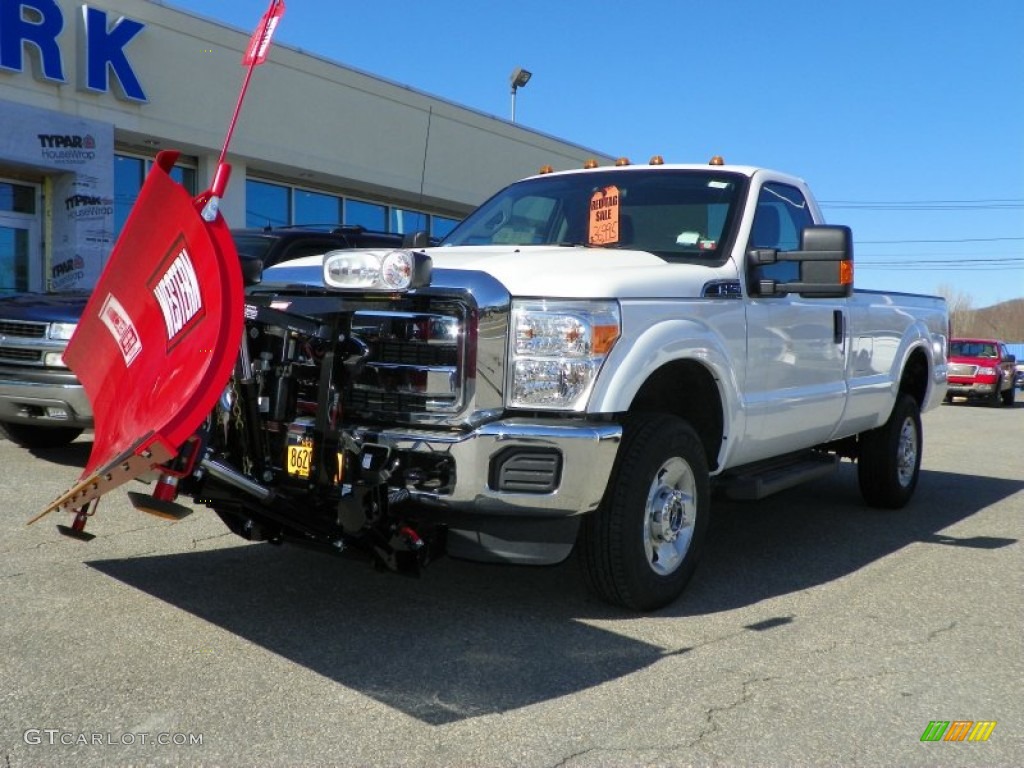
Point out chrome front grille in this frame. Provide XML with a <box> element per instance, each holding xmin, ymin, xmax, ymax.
<box><xmin>0</xmin><ymin>320</ymin><xmax>47</xmax><ymax>339</ymax></box>
<box><xmin>345</xmin><ymin>306</ymin><xmax>467</xmax><ymax>417</ymax></box>
<box><xmin>948</xmin><ymin>363</ymin><xmax>978</xmax><ymax>377</ymax></box>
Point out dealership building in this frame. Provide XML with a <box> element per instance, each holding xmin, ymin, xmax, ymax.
<box><xmin>0</xmin><ymin>0</ymin><xmax>611</xmax><ymax>293</ymax></box>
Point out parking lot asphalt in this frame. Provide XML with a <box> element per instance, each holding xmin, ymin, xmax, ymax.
<box><xmin>1</xmin><ymin>400</ymin><xmax>1022</xmax><ymax>767</ymax></box>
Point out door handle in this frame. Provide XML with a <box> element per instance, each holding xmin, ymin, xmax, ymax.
<box><xmin>833</xmin><ymin>309</ymin><xmax>845</xmax><ymax>345</ymax></box>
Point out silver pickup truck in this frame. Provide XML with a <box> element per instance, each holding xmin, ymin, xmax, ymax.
<box><xmin>0</xmin><ymin>292</ymin><xmax>91</xmax><ymax>448</ymax></box>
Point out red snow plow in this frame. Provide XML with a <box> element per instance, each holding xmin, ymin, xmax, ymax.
<box><xmin>30</xmin><ymin>152</ymin><xmax>244</xmax><ymax>537</ymax></box>
<box><xmin>30</xmin><ymin>0</ymin><xmax>285</xmax><ymax>538</ymax></box>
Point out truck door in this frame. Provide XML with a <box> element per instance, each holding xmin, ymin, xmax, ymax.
<box><xmin>738</xmin><ymin>182</ymin><xmax>848</xmax><ymax>464</ymax></box>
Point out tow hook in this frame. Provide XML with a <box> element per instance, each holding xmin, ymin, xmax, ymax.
<box><xmin>373</xmin><ymin>524</ymin><xmax>423</xmax><ymax>576</ymax></box>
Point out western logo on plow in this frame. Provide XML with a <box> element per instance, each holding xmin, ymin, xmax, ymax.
<box><xmin>150</xmin><ymin>236</ymin><xmax>205</xmax><ymax>349</ymax></box>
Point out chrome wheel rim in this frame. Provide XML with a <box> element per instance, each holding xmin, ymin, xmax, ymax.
<box><xmin>896</xmin><ymin>416</ymin><xmax>918</xmax><ymax>487</ymax></box>
<box><xmin>643</xmin><ymin>457</ymin><xmax>697</xmax><ymax>576</ymax></box>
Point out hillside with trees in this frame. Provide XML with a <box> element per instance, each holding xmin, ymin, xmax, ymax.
<box><xmin>938</xmin><ymin>288</ymin><xmax>1024</xmax><ymax>341</ymax></box>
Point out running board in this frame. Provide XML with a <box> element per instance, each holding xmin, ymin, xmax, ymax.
<box><xmin>719</xmin><ymin>452</ymin><xmax>838</xmax><ymax>501</ymax></box>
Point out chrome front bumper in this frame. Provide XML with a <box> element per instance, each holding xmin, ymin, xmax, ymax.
<box><xmin>358</xmin><ymin>417</ymin><xmax>622</xmax><ymax>517</ymax></box>
<box><xmin>0</xmin><ymin>369</ymin><xmax>94</xmax><ymax>427</ymax></box>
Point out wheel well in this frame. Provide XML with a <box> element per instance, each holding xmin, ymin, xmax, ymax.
<box><xmin>628</xmin><ymin>360</ymin><xmax>724</xmax><ymax>470</ymax></box>
<box><xmin>900</xmin><ymin>348</ymin><xmax>929</xmax><ymax>407</ymax></box>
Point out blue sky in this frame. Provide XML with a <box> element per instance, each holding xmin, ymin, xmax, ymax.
<box><xmin>165</xmin><ymin>0</ymin><xmax>1024</xmax><ymax>309</ymax></box>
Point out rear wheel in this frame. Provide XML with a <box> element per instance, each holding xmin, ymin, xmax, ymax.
<box><xmin>857</xmin><ymin>394</ymin><xmax>921</xmax><ymax>509</ymax></box>
<box><xmin>579</xmin><ymin>414</ymin><xmax>710</xmax><ymax>611</ymax></box>
<box><xmin>0</xmin><ymin>422</ymin><xmax>84</xmax><ymax>449</ymax></box>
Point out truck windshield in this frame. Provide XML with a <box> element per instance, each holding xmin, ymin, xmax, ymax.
<box><xmin>950</xmin><ymin>341</ymin><xmax>998</xmax><ymax>358</ymax></box>
<box><xmin>442</xmin><ymin>169</ymin><xmax>745</xmax><ymax>261</ymax></box>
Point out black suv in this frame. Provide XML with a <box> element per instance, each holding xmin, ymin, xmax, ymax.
<box><xmin>233</xmin><ymin>225</ymin><xmax>406</xmax><ymax>270</ymax></box>
<box><xmin>0</xmin><ymin>226</ymin><xmax>404</xmax><ymax>448</ymax></box>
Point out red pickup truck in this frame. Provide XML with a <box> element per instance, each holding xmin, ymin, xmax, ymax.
<box><xmin>946</xmin><ymin>338</ymin><xmax>1017</xmax><ymax>406</ymax></box>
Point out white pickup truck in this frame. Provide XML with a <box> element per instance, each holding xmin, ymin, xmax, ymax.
<box><xmin>127</xmin><ymin>159</ymin><xmax>951</xmax><ymax>610</ymax></box>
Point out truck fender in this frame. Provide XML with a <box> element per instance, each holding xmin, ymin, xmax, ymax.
<box><xmin>887</xmin><ymin>321</ymin><xmax>946</xmax><ymax>413</ymax></box>
<box><xmin>588</xmin><ymin>317</ymin><xmax>744</xmax><ymax>464</ymax></box>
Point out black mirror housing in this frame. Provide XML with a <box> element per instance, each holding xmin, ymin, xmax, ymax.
<box><xmin>241</xmin><ymin>258</ymin><xmax>264</xmax><ymax>286</ymax></box>
<box><xmin>750</xmin><ymin>225</ymin><xmax>853</xmax><ymax>299</ymax></box>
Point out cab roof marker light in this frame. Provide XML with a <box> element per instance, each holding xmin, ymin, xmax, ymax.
<box><xmin>539</xmin><ymin>164</ymin><xmax>554</xmax><ymax>174</ymax></box>
<box><xmin>615</xmin><ymin>157</ymin><xmax>631</xmax><ymax>166</ymax></box>
<box><xmin>709</xmin><ymin>155</ymin><xmax>725</xmax><ymax>166</ymax></box>
<box><xmin>583</xmin><ymin>158</ymin><xmax>599</xmax><ymax>169</ymax></box>
<box><xmin>649</xmin><ymin>155</ymin><xmax>665</xmax><ymax>165</ymax></box>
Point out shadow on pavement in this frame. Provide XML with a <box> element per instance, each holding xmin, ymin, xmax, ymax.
<box><xmin>89</xmin><ymin>543</ymin><xmax>665</xmax><ymax>725</ymax></box>
<box><xmin>672</xmin><ymin>464</ymin><xmax>1021</xmax><ymax>618</ymax></box>
<box><xmin>27</xmin><ymin>439</ymin><xmax>92</xmax><ymax>468</ymax></box>
<box><xmin>85</xmin><ymin>463</ymin><xmax>1021</xmax><ymax>724</ymax></box>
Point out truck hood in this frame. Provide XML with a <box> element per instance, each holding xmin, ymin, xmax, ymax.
<box><xmin>262</xmin><ymin>245</ymin><xmax>739</xmax><ymax>299</ymax></box>
<box><xmin>0</xmin><ymin>292</ymin><xmax>89</xmax><ymax>324</ymax></box>
<box><xmin>948</xmin><ymin>355</ymin><xmax>1002</xmax><ymax>367</ymax></box>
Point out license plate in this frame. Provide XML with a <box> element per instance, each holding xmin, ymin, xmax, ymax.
<box><xmin>287</xmin><ymin>443</ymin><xmax>312</xmax><ymax>478</ymax></box>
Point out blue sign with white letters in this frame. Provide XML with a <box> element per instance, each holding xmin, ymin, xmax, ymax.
<box><xmin>0</xmin><ymin>1</ymin><xmax>146</xmax><ymax>103</ymax></box>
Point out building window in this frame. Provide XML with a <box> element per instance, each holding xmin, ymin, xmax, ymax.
<box><xmin>246</xmin><ymin>179</ymin><xmax>290</xmax><ymax>228</ymax></box>
<box><xmin>0</xmin><ymin>182</ymin><xmax>36</xmax><ymax>214</ymax></box>
<box><xmin>246</xmin><ymin>176</ymin><xmax>459</xmax><ymax>236</ymax></box>
<box><xmin>114</xmin><ymin>155</ymin><xmax>145</xmax><ymax>236</ymax></box>
<box><xmin>345</xmin><ymin>199</ymin><xmax>387</xmax><ymax>231</ymax></box>
<box><xmin>114</xmin><ymin>154</ymin><xmax>197</xmax><ymax>236</ymax></box>
<box><xmin>431</xmin><ymin>215</ymin><xmax>460</xmax><ymax>239</ymax></box>
<box><xmin>390</xmin><ymin>207</ymin><xmax>428</xmax><ymax>235</ymax></box>
<box><xmin>294</xmin><ymin>189</ymin><xmax>342</xmax><ymax>226</ymax></box>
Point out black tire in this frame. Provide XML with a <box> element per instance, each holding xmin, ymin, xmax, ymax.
<box><xmin>1000</xmin><ymin>382</ymin><xmax>1015</xmax><ymax>406</ymax></box>
<box><xmin>857</xmin><ymin>394</ymin><xmax>922</xmax><ymax>509</ymax></box>
<box><xmin>988</xmin><ymin>384</ymin><xmax>1003</xmax><ymax>408</ymax></box>
<box><xmin>578</xmin><ymin>414</ymin><xmax>710</xmax><ymax>611</ymax></box>
<box><xmin>0</xmin><ymin>422</ymin><xmax>84</xmax><ymax>449</ymax></box>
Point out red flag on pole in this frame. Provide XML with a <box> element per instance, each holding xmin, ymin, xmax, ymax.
<box><xmin>243</xmin><ymin>0</ymin><xmax>286</xmax><ymax>66</ymax></box>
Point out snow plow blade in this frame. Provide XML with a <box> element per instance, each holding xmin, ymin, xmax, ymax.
<box><xmin>32</xmin><ymin>151</ymin><xmax>243</xmax><ymax>524</ymax></box>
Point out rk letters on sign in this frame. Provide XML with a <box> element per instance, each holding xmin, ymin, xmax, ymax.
<box><xmin>0</xmin><ymin>1</ymin><xmax>147</xmax><ymax>102</ymax></box>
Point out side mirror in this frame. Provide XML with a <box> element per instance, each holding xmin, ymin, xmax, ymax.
<box><xmin>240</xmin><ymin>258</ymin><xmax>263</xmax><ymax>286</ymax></box>
<box><xmin>1006</xmin><ymin>354</ymin><xmax>1017</xmax><ymax>364</ymax></box>
<box><xmin>749</xmin><ymin>225</ymin><xmax>853</xmax><ymax>299</ymax></box>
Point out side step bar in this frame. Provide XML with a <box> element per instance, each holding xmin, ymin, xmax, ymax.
<box><xmin>719</xmin><ymin>451</ymin><xmax>838</xmax><ymax>501</ymax></box>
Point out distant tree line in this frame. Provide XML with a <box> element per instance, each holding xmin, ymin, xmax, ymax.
<box><xmin>938</xmin><ymin>285</ymin><xmax>1024</xmax><ymax>341</ymax></box>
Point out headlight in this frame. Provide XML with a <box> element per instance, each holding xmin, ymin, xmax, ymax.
<box><xmin>44</xmin><ymin>352</ymin><xmax>68</xmax><ymax>368</ymax></box>
<box><xmin>977</xmin><ymin>366</ymin><xmax>996</xmax><ymax>376</ymax></box>
<box><xmin>509</xmin><ymin>300</ymin><xmax>620</xmax><ymax>410</ymax></box>
<box><xmin>48</xmin><ymin>322</ymin><xmax>77</xmax><ymax>340</ymax></box>
<box><xmin>323</xmin><ymin>249</ymin><xmax>431</xmax><ymax>291</ymax></box>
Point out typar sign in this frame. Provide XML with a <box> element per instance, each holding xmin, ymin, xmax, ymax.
<box><xmin>0</xmin><ymin>1</ymin><xmax>147</xmax><ymax>102</ymax></box>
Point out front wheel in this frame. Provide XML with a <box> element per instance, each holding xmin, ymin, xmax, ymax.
<box><xmin>578</xmin><ymin>414</ymin><xmax>710</xmax><ymax>611</ymax></box>
<box><xmin>989</xmin><ymin>384</ymin><xmax>1003</xmax><ymax>408</ymax></box>
<box><xmin>857</xmin><ymin>394</ymin><xmax>922</xmax><ymax>509</ymax></box>
<box><xmin>1000</xmin><ymin>382</ymin><xmax>1015</xmax><ymax>406</ymax></box>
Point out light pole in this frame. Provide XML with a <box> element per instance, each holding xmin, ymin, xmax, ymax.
<box><xmin>510</xmin><ymin>67</ymin><xmax>532</xmax><ymax>123</ymax></box>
